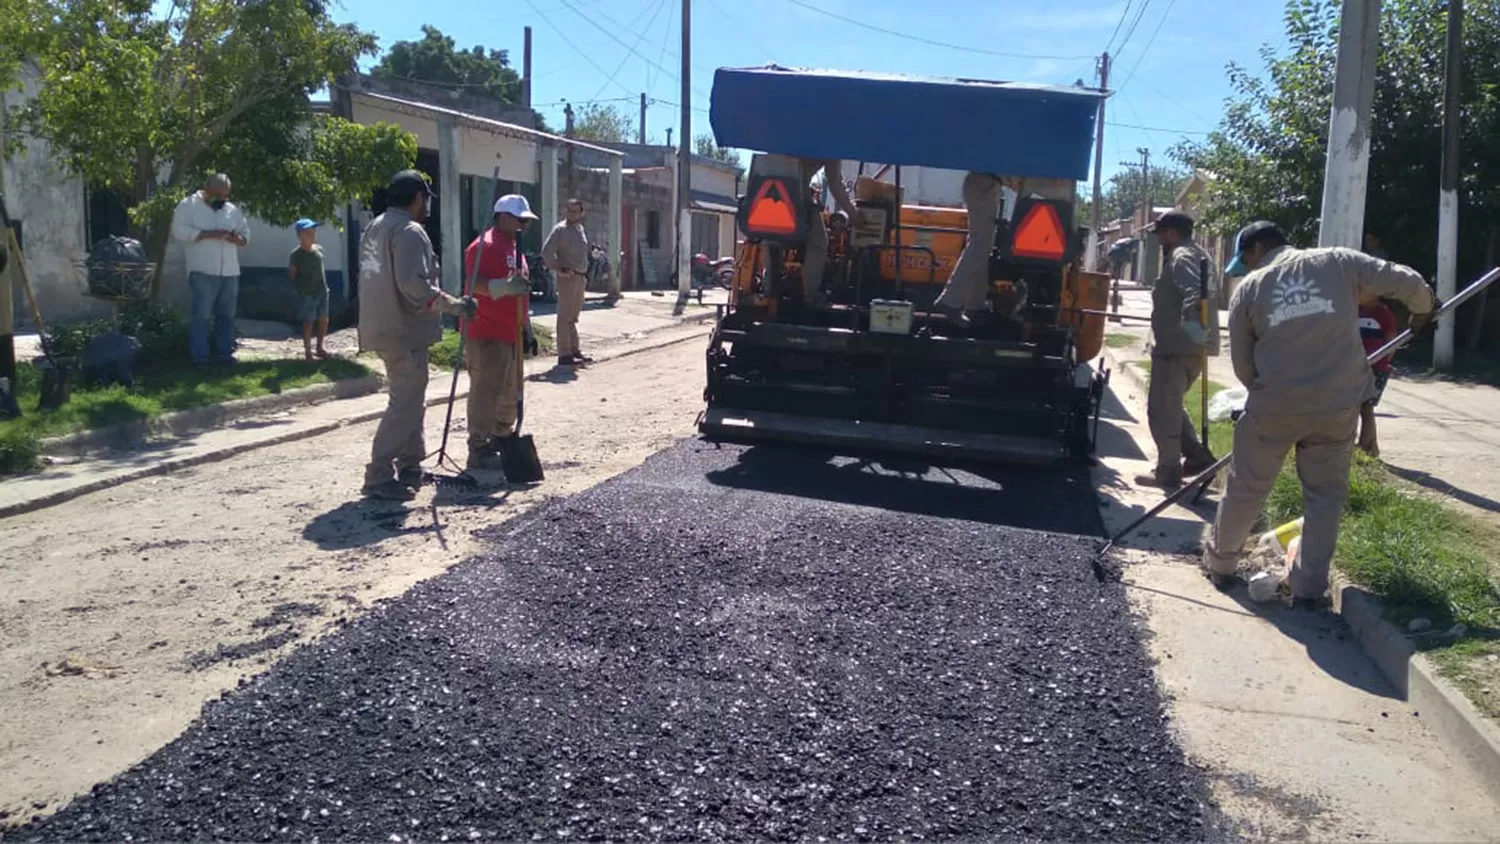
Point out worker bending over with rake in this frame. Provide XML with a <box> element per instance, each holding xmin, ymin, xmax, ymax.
<box><xmin>1136</xmin><ymin>211</ymin><xmax>1219</xmax><ymax>488</ymax></box>
<box><xmin>1202</xmin><ymin>221</ymin><xmax>1435</xmax><ymax>609</ymax></box>
<box><xmin>464</xmin><ymin>195</ymin><xmax>540</xmax><ymax>472</ymax></box>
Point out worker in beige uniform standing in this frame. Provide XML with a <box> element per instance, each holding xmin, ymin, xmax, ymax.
<box><xmin>799</xmin><ymin>158</ymin><xmax>857</xmax><ymax>306</ymax></box>
<box><xmin>1203</xmin><ymin>221</ymin><xmax>1436</xmax><ymax>607</ymax></box>
<box><xmin>1136</xmin><ymin>211</ymin><xmax>1220</xmax><ymax>487</ymax></box>
<box><xmin>357</xmin><ymin>170</ymin><xmax>477</xmax><ymax>501</ymax></box>
<box><xmin>932</xmin><ymin>172</ymin><xmax>1006</xmax><ymax>323</ymax></box>
<box><xmin>542</xmin><ymin>198</ymin><xmax>592</xmax><ymax>368</ymax></box>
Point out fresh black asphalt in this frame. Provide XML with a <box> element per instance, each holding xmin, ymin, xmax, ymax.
<box><xmin>12</xmin><ymin>441</ymin><xmax>1229</xmax><ymax>842</ymax></box>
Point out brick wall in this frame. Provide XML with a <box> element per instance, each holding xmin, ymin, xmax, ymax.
<box><xmin>558</xmin><ymin>166</ymin><xmax>674</xmax><ymax>290</ymax></box>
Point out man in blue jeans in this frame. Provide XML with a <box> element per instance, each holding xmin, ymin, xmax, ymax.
<box><xmin>171</xmin><ymin>173</ymin><xmax>250</xmax><ymax>364</ymax></box>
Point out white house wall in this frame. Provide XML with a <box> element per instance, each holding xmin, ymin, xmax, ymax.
<box><xmin>2</xmin><ymin>66</ymin><xmax>103</xmax><ymax>328</ymax></box>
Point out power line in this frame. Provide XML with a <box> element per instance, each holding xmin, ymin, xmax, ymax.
<box><xmin>1108</xmin><ymin>121</ymin><xmax>1208</xmax><ymax>136</ymax></box>
<box><xmin>785</xmin><ymin>0</ymin><xmax>1095</xmax><ymax>61</ymax></box>
<box><xmin>557</xmin><ymin>0</ymin><xmax>678</xmax><ymax>82</ymax></box>
<box><xmin>1110</xmin><ymin>0</ymin><xmax>1153</xmax><ymax>61</ymax></box>
<box><xmin>1102</xmin><ymin>0</ymin><xmax>1135</xmax><ymax>55</ymax></box>
<box><xmin>524</xmin><ymin>0</ymin><xmax>636</xmax><ymax>97</ymax></box>
<box><xmin>1116</xmin><ymin>0</ymin><xmax>1178</xmax><ymax>93</ymax></box>
<box><xmin>587</xmin><ymin>0</ymin><xmax>669</xmax><ymax>104</ymax></box>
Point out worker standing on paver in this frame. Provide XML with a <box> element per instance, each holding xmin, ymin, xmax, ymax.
<box><xmin>542</xmin><ymin>198</ymin><xmax>593</xmax><ymax>368</ymax></box>
<box><xmin>1203</xmin><ymin>221</ymin><xmax>1436</xmax><ymax>607</ymax></box>
<box><xmin>1136</xmin><ymin>210</ymin><xmax>1219</xmax><ymax>488</ymax></box>
<box><xmin>932</xmin><ymin>172</ymin><xmax>1005</xmax><ymax>324</ymax></box>
<box><xmin>357</xmin><ymin>170</ymin><xmax>477</xmax><ymax>501</ymax></box>
<box><xmin>799</xmin><ymin>158</ymin><xmax>857</xmax><ymax>306</ymax></box>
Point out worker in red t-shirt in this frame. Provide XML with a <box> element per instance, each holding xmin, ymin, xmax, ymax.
<box><xmin>463</xmin><ymin>194</ymin><xmax>540</xmax><ymax>470</ymax></box>
<box><xmin>1357</xmin><ymin>292</ymin><xmax>1398</xmax><ymax>458</ymax></box>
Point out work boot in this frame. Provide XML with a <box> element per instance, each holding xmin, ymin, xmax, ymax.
<box><xmin>396</xmin><ymin>466</ymin><xmax>424</xmax><ymax>490</ymax></box>
<box><xmin>571</xmin><ymin>351</ymin><xmax>595</xmax><ymax>365</ymax></box>
<box><xmin>468</xmin><ymin>447</ymin><xmax>506</xmax><ymax>472</ymax></box>
<box><xmin>557</xmin><ymin>355</ymin><xmax>576</xmax><ymax>368</ymax></box>
<box><xmin>1134</xmin><ymin>469</ymin><xmax>1182</xmax><ymax>489</ymax></box>
<box><xmin>362</xmin><ymin>479</ymin><xmax>416</xmax><ymax>502</ymax></box>
<box><xmin>1182</xmin><ymin>452</ymin><xmax>1217</xmax><ymax>476</ymax></box>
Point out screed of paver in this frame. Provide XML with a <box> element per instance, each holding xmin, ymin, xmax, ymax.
<box><xmin>15</xmin><ymin>443</ymin><xmax>1231</xmax><ymax>842</ymax></box>
<box><xmin>1094</xmin><ymin>348</ymin><xmax>1500</xmax><ymax>841</ymax></box>
<box><xmin>0</xmin><ymin>331</ymin><xmax>709</xmax><ymax>827</ymax></box>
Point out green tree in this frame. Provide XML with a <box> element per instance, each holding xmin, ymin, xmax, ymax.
<box><xmin>571</xmin><ymin>103</ymin><xmax>632</xmax><ymax>143</ymax></box>
<box><xmin>371</xmin><ymin>25</ymin><xmax>523</xmax><ymax>106</ymax></box>
<box><xmin>1096</xmin><ymin>165</ymin><xmax>1190</xmax><ymax>222</ymax></box>
<box><xmin>1173</xmin><ymin>0</ymin><xmax>1500</xmax><ymax>281</ymax></box>
<box><xmin>1</xmin><ymin>0</ymin><xmax>417</xmax><ymax>296</ymax></box>
<box><xmin>695</xmin><ymin>134</ymin><xmax>741</xmax><ymax>168</ymax></box>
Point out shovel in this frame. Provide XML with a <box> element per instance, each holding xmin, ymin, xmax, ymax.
<box><xmin>498</xmin><ymin>292</ymin><xmax>544</xmax><ymax>484</ymax></box>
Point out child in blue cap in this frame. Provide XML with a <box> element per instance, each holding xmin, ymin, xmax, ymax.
<box><xmin>289</xmin><ymin>219</ymin><xmax>330</xmax><ymax>360</ymax></box>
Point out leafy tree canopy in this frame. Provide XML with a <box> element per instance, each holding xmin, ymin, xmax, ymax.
<box><xmin>1</xmin><ymin>0</ymin><xmax>418</xmax><ymax>294</ymax></box>
<box><xmin>570</xmin><ymin>103</ymin><xmax>633</xmax><ymax>143</ymax></box>
<box><xmin>371</xmin><ymin>25</ymin><xmax>522</xmax><ymax>106</ymax></box>
<box><xmin>695</xmin><ymin>134</ymin><xmax>741</xmax><ymax>168</ymax></box>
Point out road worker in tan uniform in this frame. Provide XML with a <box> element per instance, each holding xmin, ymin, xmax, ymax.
<box><xmin>1203</xmin><ymin>221</ymin><xmax>1436</xmax><ymax>607</ymax></box>
<box><xmin>932</xmin><ymin>172</ymin><xmax>1006</xmax><ymax>323</ymax></box>
<box><xmin>1136</xmin><ymin>211</ymin><xmax>1220</xmax><ymax>487</ymax></box>
<box><xmin>358</xmin><ymin>170</ymin><xmax>477</xmax><ymax>501</ymax></box>
<box><xmin>542</xmin><ymin>198</ymin><xmax>592</xmax><ymax>367</ymax></box>
<box><xmin>799</xmin><ymin>158</ymin><xmax>857</xmax><ymax>305</ymax></box>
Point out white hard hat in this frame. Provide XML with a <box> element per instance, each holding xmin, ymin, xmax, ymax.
<box><xmin>493</xmin><ymin>194</ymin><xmax>539</xmax><ymax>220</ymax></box>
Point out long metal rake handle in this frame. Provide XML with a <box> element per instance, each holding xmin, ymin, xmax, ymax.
<box><xmin>1098</xmin><ymin>265</ymin><xmax>1500</xmax><ymax>558</ymax></box>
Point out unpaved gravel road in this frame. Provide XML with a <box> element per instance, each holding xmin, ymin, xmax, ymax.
<box><xmin>12</xmin><ymin>443</ymin><xmax>1229</xmax><ymax>842</ymax></box>
<box><xmin>0</xmin><ymin>330</ymin><xmax>710</xmax><ymax>827</ymax></box>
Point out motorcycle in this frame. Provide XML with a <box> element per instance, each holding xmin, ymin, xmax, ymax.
<box><xmin>710</xmin><ymin>256</ymin><xmax>736</xmax><ymax>289</ymax></box>
<box><xmin>524</xmin><ymin>252</ymin><xmax>556</xmax><ymax>302</ymax></box>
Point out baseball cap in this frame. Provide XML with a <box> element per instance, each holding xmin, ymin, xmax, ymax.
<box><xmin>293</xmin><ymin>219</ymin><xmax>319</xmax><ymax>232</ymax></box>
<box><xmin>1143</xmin><ymin>210</ymin><xmax>1193</xmax><ymax>235</ymax></box>
<box><xmin>493</xmin><ymin>194</ymin><xmax>539</xmax><ymax>220</ymax></box>
<box><xmin>1224</xmin><ymin>220</ymin><xmax>1285</xmax><ymax>276</ymax></box>
<box><xmin>387</xmin><ymin>169</ymin><xmax>436</xmax><ymax>200</ymax></box>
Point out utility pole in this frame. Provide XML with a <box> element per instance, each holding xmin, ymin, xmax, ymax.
<box><xmin>564</xmin><ymin>102</ymin><xmax>576</xmax><ymax>200</ymax></box>
<box><xmin>1435</xmin><ymin>0</ymin><xmax>1463</xmax><ymax>369</ymax></box>
<box><xmin>1317</xmin><ymin>0</ymin><xmax>1380</xmax><ymax>249</ymax></box>
<box><xmin>675</xmin><ymin>0</ymin><xmax>692</xmax><ymax>309</ymax></box>
<box><xmin>1119</xmin><ymin>148</ymin><xmax>1150</xmax><ymax>281</ymax></box>
<box><xmin>639</xmin><ymin>93</ymin><xmax>647</xmax><ymax>144</ymax></box>
<box><xmin>522</xmin><ymin>26</ymin><xmax>533</xmax><ymax>109</ymax></box>
<box><xmin>1087</xmin><ymin>51</ymin><xmax>1110</xmax><ymax>275</ymax></box>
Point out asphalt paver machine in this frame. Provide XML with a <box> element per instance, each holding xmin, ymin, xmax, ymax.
<box><xmin>699</xmin><ymin>65</ymin><xmax>1113</xmax><ymax>464</ymax></box>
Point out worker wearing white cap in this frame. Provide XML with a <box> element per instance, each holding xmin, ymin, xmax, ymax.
<box><xmin>1204</xmin><ymin>221</ymin><xmax>1436</xmax><ymax>609</ymax></box>
<box><xmin>463</xmin><ymin>194</ymin><xmax>540</xmax><ymax>471</ymax></box>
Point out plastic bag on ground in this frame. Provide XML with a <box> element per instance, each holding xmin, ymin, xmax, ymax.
<box><xmin>1207</xmin><ymin>386</ymin><xmax>1248</xmax><ymax>422</ymax></box>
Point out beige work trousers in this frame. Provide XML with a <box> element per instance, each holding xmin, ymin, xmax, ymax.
<box><xmin>1204</xmin><ymin>408</ymin><xmax>1359</xmax><ymax>598</ymax></box>
<box><xmin>933</xmin><ymin>173</ymin><xmax>1005</xmax><ymax>312</ymax></box>
<box><xmin>1148</xmin><ymin>353</ymin><xmax>1213</xmax><ymax>474</ymax></box>
<box><xmin>466</xmin><ymin>336</ymin><xmax>519</xmax><ymax>449</ymax></box>
<box><xmin>366</xmin><ymin>347</ymin><xmax>431</xmax><ymax>486</ymax></box>
<box><xmin>555</xmin><ymin>271</ymin><xmax>587</xmax><ymax>357</ymax></box>
<box><xmin>801</xmin><ymin>209</ymin><xmax>830</xmax><ymax>303</ymax></box>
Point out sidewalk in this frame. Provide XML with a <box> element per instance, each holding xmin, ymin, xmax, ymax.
<box><xmin>1106</xmin><ymin>286</ymin><xmax>1500</xmax><ymax>518</ymax></box>
<box><xmin>0</xmin><ymin>295</ymin><xmax>722</xmax><ymax>518</ymax></box>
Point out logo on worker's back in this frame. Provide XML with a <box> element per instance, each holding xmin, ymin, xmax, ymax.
<box><xmin>1268</xmin><ymin>276</ymin><xmax>1334</xmax><ymax>327</ymax></box>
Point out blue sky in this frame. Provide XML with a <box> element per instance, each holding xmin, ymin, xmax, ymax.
<box><xmin>332</xmin><ymin>0</ymin><xmax>1291</xmax><ymax>184</ymax></box>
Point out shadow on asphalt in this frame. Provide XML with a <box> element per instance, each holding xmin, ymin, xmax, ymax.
<box><xmin>701</xmin><ymin>442</ymin><xmax>1107</xmax><ymax>538</ymax></box>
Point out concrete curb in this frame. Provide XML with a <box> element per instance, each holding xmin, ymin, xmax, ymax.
<box><xmin>40</xmin><ymin>374</ymin><xmax>386</xmax><ymax>457</ymax></box>
<box><xmin>1332</xmin><ymin>577</ymin><xmax>1500</xmax><ymax>803</ymax></box>
<box><xmin>1104</xmin><ymin>342</ymin><xmax>1500</xmax><ymax>801</ymax></box>
<box><xmin>0</xmin><ymin>324</ymin><xmax>713</xmax><ymax>519</ymax></box>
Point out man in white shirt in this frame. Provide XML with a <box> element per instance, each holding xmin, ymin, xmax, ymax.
<box><xmin>171</xmin><ymin>173</ymin><xmax>249</xmax><ymax>365</ymax></box>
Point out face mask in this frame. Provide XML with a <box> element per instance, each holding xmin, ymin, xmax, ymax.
<box><xmin>210</xmin><ymin>198</ymin><xmax>227</xmax><ymax>211</ymax></box>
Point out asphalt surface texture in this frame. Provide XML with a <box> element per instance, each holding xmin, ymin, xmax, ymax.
<box><xmin>13</xmin><ymin>441</ymin><xmax>1229</xmax><ymax>842</ymax></box>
